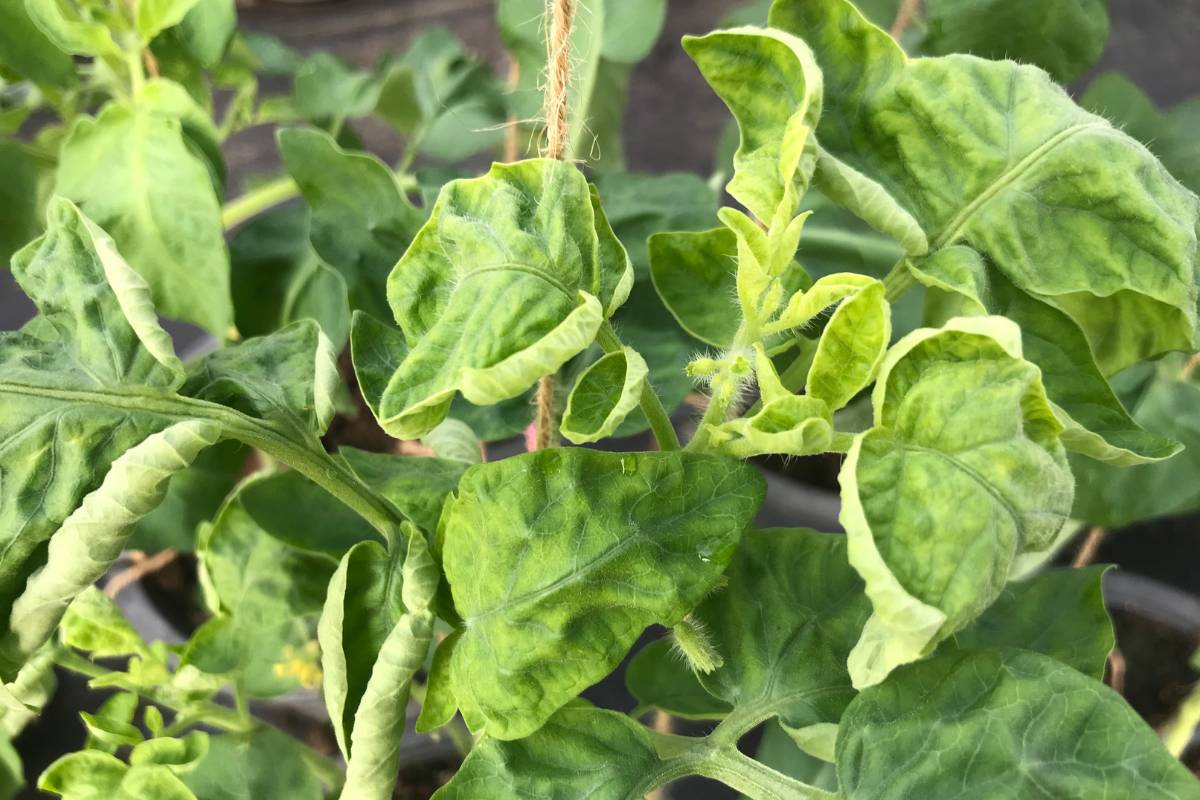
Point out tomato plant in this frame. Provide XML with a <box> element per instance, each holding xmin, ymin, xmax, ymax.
<box><xmin>1</xmin><ymin>0</ymin><xmax>1198</xmax><ymax>798</ymax></box>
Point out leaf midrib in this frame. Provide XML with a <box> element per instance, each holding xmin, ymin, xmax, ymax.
<box><xmin>930</xmin><ymin>122</ymin><xmax>1101</xmax><ymax>251</ymax></box>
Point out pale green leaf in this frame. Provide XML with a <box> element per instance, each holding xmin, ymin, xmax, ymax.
<box><xmin>953</xmin><ymin>567</ymin><xmax>1113</xmax><ymax>680</ymax></box>
<box><xmin>56</xmin><ymin>101</ymin><xmax>232</xmax><ymax>335</ymax></box>
<box><xmin>561</xmin><ymin>347</ymin><xmax>648</xmax><ymax>443</ymax></box>
<box><xmin>0</xmin><ymin>0</ymin><xmax>76</xmax><ymax>86</ymax></box>
<box><xmin>292</xmin><ymin>53</ymin><xmax>381</xmax><ymax>121</ymax></box>
<box><xmin>40</xmin><ymin>750</ymin><xmax>199</xmax><ymax>800</ymax></box>
<box><xmin>135</xmin><ymin>0</ymin><xmax>200</xmax><ymax>43</ymax></box>
<box><xmin>370</xmin><ymin>159</ymin><xmax>632</xmax><ymax>438</ymax></box>
<box><xmin>773</xmin><ymin>0</ymin><xmax>1199</xmax><ymax>374</ymax></box>
<box><xmin>188</xmin><ymin>473</ymin><xmax>337</xmax><ymax>696</ymax></box>
<box><xmin>0</xmin><ymin>420</ymin><xmax>217</xmax><ymax>677</ymax></box>
<box><xmin>24</xmin><ymin>0</ymin><xmax>126</xmax><ymax>58</ymax></box>
<box><xmin>694</xmin><ymin>528</ymin><xmax>871</xmax><ymax>756</ymax></box>
<box><xmin>804</xmin><ymin>279</ymin><xmax>890</xmax><ymax>410</ymax></box>
<box><xmin>420</xmin><ymin>419</ymin><xmax>482</xmax><ymax>464</ymax></box>
<box><xmin>649</xmin><ymin>228</ymin><xmax>740</xmax><ymax>348</ymax></box>
<box><xmin>129</xmin><ymin>732</ymin><xmax>208</xmax><ymax>771</ymax></box>
<box><xmin>706</xmin><ymin>352</ymin><xmax>833</xmax><ymax>458</ymax></box>
<box><xmin>319</xmin><ymin>530</ymin><xmax>437</xmax><ymax>799</ymax></box>
<box><xmin>683</xmin><ymin>26</ymin><xmax>823</xmax><ymax>223</ymax></box>
<box><xmin>911</xmin><ymin>249</ymin><xmax>1181</xmax><ymax>465</ymax></box>
<box><xmin>812</xmin><ymin>152</ymin><xmax>927</xmax><ymax>256</ymax></box>
<box><xmin>182</xmin><ymin>728</ymin><xmax>324</xmax><ymax>800</ymax></box>
<box><xmin>379</xmin><ymin>27</ymin><xmax>506</xmax><ymax>162</ymax></box>
<box><xmin>129</xmin><ymin>441</ymin><xmax>246</xmax><ymax>553</ymax></box>
<box><xmin>278</xmin><ymin>127</ymin><xmax>424</xmax><ymax>322</ymax></box>
<box><xmin>838</xmin><ymin>648</ymin><xmax>1200</xmax><ymax>799</ymax></box>
<box><xmin>442</xmin><ymin>449</ymin><xmax>764</xmax><ymax>739</ymax></box>
<box><xmin>922</xmin><ymin>0</ymin><xmax>1109</xmax><ymax>84</ymax></box>
<box><xmin>840</xmin><ymin>317</ymin><xmax>1073</xmax><ymax>687</ymax></box>
<box><xmin>82</xmin><ymin>692</ymin><xmax>142</xmax><ymax>753</ymax></box>
<box><xmin>60</xmin><ymin>588</ymin><xmax>146</xmax><ymax>658</ymax></box>
<box><xmin>414</xmin><ymin>631</ymin><xmax>460</xmax><ymax>734</ymax></box>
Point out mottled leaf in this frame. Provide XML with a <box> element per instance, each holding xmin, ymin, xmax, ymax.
<box><xmin>561</xmin><ymin>347</ymin><xmax>648</xmax><ymax>443</ymax></box>
<box><xmin>442</xmin><ymin>449</ymin><xmax>763</xmax><ymax>739</ymax></box>
<box><xmin>840</xmin><ymin>317</ymin><xmax>1073</xmax><ymax>687</ymax></box>
<box><xmin>838</xmin><ymin>648</ymin><xmax>1200</xmax><ymax>799</ymax></box>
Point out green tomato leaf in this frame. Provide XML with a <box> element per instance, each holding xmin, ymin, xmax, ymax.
<box><xmin>319</xmin><ymin>530</ymin><xmax>437</xmax><ymax>799</ymax></box>
<box><xmin>811</xmin><ymin>151</ymin><xmax>927</xmax><ymax>257</ymax></box>
<box><xmin>379</xmin><ymin>27</ymin><xmax>506</xmax><ymax>162</ymax></box>
<box><xmin>911</xmin><ymin>249</ymin><xmax>1182</xmax><ymax>465</ymax></box>
<box><xmin>340</xmin><ymin>447</ymin><xmax>467</xmax><ymax>533</ymax></box>
<box><xmin>367</xmin><ymin>159</ymin><xmax>633</xmax><ymax>439</ymax></box>
<box><xmin>804</xmin><ymin>278</ymin><xmax>890</xmax><ymax>411</ymax></box>
<box><xmin>420</xmin><ymin>419</ymin><xmax>483</xmax><ymax>464</ymax></box>
<box><xmin>649</xmin><ymin>228</ymin><xmax>740</xmax><ymax>348</ymax></box>
<box><xmin>0</xmin><ymin>138</ymin><xmax>44</xmax><ymax>268</ymax></box>
<box><xmin>134</xmin><ymin>0</ymin><xmax>201</xmax><ymax>44</ymax></box>
<box><xmin>182</xmin><ymin>728</ymin><xmax>324</xmax><ymax>800</ymax></box>
<box><xmin>24</xmin><ymin>0</ymin><xmax>127</xmax><ymax>58</ymax></box>
<box><xmin>694</xmin><ymin>528</ymin><xmax>871</xmax><ymax>758</ymax></box>
<box><xmin>773</xmin><ymin>0</ymin><xmax>1199</xmax><ymax>374</ymax></box>
<box><xmin>922</xmin><ymin>0</ymin><xmax>1109</xmax><ymax>84</ymax></box>
<box><xmin>837</xmin><ymin>648</ymin><xmax>1200</xmax><ymax>799</ymax></box>
<box><xmin>683</xmin><ymin>26</ymin><xmax>823</xmax><ymax>223</ymax></box>
<box><xmin>60</xmin><ymin>588</ymin><xmax>147</xmax><ymax>659</ymax></box>
<box><xmin>1082</xmin><ymin>72</ymin><xmax>1200</xmax><ymax>195</ymax></box>
<box><xmin>56</xmin><ymin>101</ymin><xmax>232</xmax><ymax>336</ymax></box>
<box><xmin>40</xmin><ymin>750</ymin><xmax>198</xmax><ymax>800</ymax></box>
<box><xmin>188</xmin><ymin>473</ymin><xmax>338</xmax><ymax>697</ymax></box>
<box><xmin>1071</xmin><ymin>365</ymin><xmax>1200</xmax><ymax>527</ymax></box>
<box><xmin>953</xmin><ymin>567</ymin><xmax>1114</xmax><ymax>679</ymax></box>
<box><xmin>841</xmin><ymin>317</ymin><xmax>1073</xmax><ymax>688</ymax></box>
<box><xmin>229</xmin><ymin>204</ymin><xmax>350</xmax><ymax>350</ymax></box>
<box><xmin>174</xmin><ymin>0</ymin><xmax>235</xmax><ymax>68</ymax></box>
<box><xmin>277</xmin><ymin>127</ymin><xmax>424</xmax><ymax>322</ymax></box>
<box><xmin>129</xmin><ymin>440</ymin><xmax>246</xmax><ymax>553</ymax></box>
<box><xmin>0</xmin><ymin>0</ymin><xmax>76</xmax><ymax>86</ymax></box>
<box><xmin>625</xmin><ymin>638</ymin><xmax>732</xmax><ymax>720</ymax></box>
<box><xmin>561</xmin><ymin>346</ymin><xmax>648</xmax><ymax>443</ymax></box>
<box><xmin>292</xmin><ymin>52</ymin><xmax>381</xmax><ymax>121</ymax></box>
<box><xmin>592</xmin><ymin>171</ymin><xmax>718</xmax><ymax>278</ymax></box>
<box><xmin>442</xmin><ymin>449</ymin><xmax>764</xmax><ymax>740</ymax></box>
<box><xmin>432</xmin><ymin>701</ymin><xmax>663</xmax><ymax>800</ymax></box>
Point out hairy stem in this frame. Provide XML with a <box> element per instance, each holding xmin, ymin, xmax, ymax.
<box><xmin>221</xmin><ymin>177</ymin><xmax>300</xmax><ymax>230</ymax></box>
<box><xmin>889</xmin><ymin>0</ymin><xmax>922</xmax><ymax>39</ymax></box>
<box><xmin>882</xmin><ymin>257</ymin><xmax>915</xmax><ymax>302</ymax></box>
<box><xmin>54</xmin><ymin>648</ymin><xmax>346</xmax><ymax>790</ymax></box>
<box><xmin>595</xmin><ymin>322</ymin><xmax>681</xmax><ymax>450</ymax></box>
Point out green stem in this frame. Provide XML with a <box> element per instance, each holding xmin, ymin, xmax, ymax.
<box><xmin>697</xmin><ymin>747</ymin><xmax>838</xmax><ymax>800</ymax></box>
<box><xmin>221</xmin><ymin>177</ymin><xmax>300</xmax><ymax>230</ymax></box>
<box><xmin>54</xmin><ymin>649</ymin><xmax>346</xmax><ymax>791</ymax></box>
<box><xmin>126</xmin><ymin>49</ymin><xmax>145</xmax><ymax>101</ymax></box>
<box><xmin>686</xmin><ymin>322</ymin><xmax>754</xmax><ymax>453</ymax></box>
<box><xmin>882</xmin><ymin>257</ymin><xmax>915</xmax><ymax>302</ymax></box>
<box><xmin>596</xmin><ymin>322</ymin><xmax>681</xmax><ymax>451</ymax></box>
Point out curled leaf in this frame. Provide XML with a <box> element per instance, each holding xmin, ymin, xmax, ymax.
<box><xmin>841</xmin><ymin>317</ymin><xmax>1073</xmax><ymax>687</ymax></box>
<box><xmin>363</xmin><ymin>159</ymin><xmax>633</xmax><ymax>439</ymax></box>
<box><xmin>561</xmin><ymin>347</ymin><xmax>649</xmax><ymax>444</ymax></box>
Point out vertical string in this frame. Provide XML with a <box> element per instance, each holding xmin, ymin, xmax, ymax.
<box><xmin>534</xmin><ymin>0</ymin><xmax>576</xmax><ymax>450</ymax></box>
